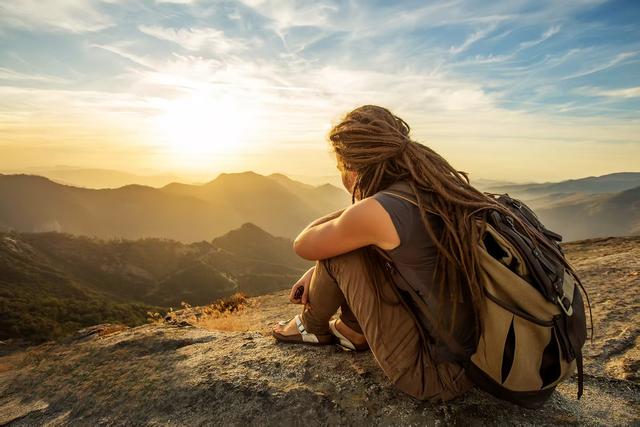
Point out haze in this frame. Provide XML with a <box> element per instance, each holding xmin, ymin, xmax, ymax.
<box><xmin>1</xmin><ymin>0</ymin><xmax>639</xmax><ymax>184</ymax></box>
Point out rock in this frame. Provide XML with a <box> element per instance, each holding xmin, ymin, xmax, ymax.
<box><xmin>0</xmin><ymin>324</ymin><xmax>638</xmax><ymax>425</ymax></box>
<box><xmin>72</xmin><ymin>323</ymin><xmax>129</xmax><ymax>341</ymax></box>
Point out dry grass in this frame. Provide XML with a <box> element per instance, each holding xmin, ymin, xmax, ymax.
<box><xmin>198</xmin><ymin>315</ymin><xmax>259</xmax><ymax>332</ymax></box>
<box><xmin>158</xmin><ymin>293</ymin><xmax>254</xmax><ymax>330</ymax></box>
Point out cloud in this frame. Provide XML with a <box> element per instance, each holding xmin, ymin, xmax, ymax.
<box><xmin>0</xmin><ymin>68</ymin><xmax>70</xmax><ymax>84</ymax></box>
<box><xmin>449</xmin><ymin>24</ymin><xmax>497</xmax><ymax>55</ymax></box>
<box><xmin>237</xmin><ymin>0</ymin><xmax>338</xmax><ymax>35</ymax></box>
<box><xmin>587</xmin><ymin>86</ymin><xmax>640</xmax><ymax>98</ymax></box>
<box><xmin>560</xmin><ymin>51</ymin><xmax>638</xmax><ymax>80</ymax></box>
<box><xmin>91</xmin><ymin>44</ymin><xmax>158</xmax><ymax>70</ymax></box>
<box><xmin>138</xmin><ymin>25</ymin><xmax>250</xmax><ymax>55</ymax></box>
<box><xmin>0</xmin><ymin>1</ymin><xmax>113</xmax><ymax>33</ymax></box>
<box><xmin>518</xmin><ymin>25</ymin><xmax>561</xmax><ymax>50</ymax></box>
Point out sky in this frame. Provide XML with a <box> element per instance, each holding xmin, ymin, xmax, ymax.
<box><xmin>0</xmin><ymin>0</ymin><xmax>639</xmax><ymax>184</ymax></box>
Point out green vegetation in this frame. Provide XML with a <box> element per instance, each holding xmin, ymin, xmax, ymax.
<box><xmin>0</xmin><ymin>225</ymin><xmax>309</xmax><ymax>343</ymax></box>
<box><xmin>0</xmin><ymin>290</ymin><xmax>160</xmax><ymax>343</ymax></box>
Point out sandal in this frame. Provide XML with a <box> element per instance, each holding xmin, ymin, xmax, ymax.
<box><xmin>272</xmin><ymin>314</ymin><xmax>334</xmax><ymax>345</ymax></box>
<box><xmin>329</xmin><ymin>319</ymin><xmax>370</xmax><ymax>352</ymax></box>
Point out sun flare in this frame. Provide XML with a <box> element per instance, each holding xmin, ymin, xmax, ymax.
<box><xmin>152</xmin><ymin>95</ymin><xmax>253</xmax><ymax>168</ymax></box>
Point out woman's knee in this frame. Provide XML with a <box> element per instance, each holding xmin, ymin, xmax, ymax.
<box><xmin>321</xmin><ymin>248</ymin><xmax>367</xmax><ymax>282</ymax></box>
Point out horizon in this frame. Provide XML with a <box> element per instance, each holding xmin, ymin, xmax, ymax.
<box><xmin>2</xmin><ymin>165</ymin><xmax>640</xmax><ymax>191</ymax></box>
<box><xmin>1</xmin><ymin>1</ymin><xmax>639</xmax><ymax>182</ymax></box>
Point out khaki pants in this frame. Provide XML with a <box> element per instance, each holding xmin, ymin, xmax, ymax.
<box><xmin>301</xmin><ymin>248</ymin><xmax>473</xmax><ymax>402</ymax></box>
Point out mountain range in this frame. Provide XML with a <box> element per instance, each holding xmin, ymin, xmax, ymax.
<box><xmin>534</xmin><ymin>186</ymin><xmax>640</xmax><ymax>241</ymax></box>
<box><xmin>485</xmin><ymin>172</ymin><xmax>640</xmax><ymax>199</ymax></box>
<box><xmin>0</xmin><ymin>171</ymin><xmax>350</xmax><ymax>241</ymax></box>
<box><xmin>484</xmin><ymin>172</ymin><xmax>640</xmax><ymax>241</ymax></box>
<box><xmin>0</xmin><ymin>166</ymin><xmax>194</xmax><ymax>189</ymax></box>
<box><xmin>1</xmin><ymin>170</ymin><xmax>638</xmax><ymax>244</ymax></box>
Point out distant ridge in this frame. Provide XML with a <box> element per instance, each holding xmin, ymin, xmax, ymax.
<box><xmin>535</xmin><ymin>185</ymin><xmax>640</xmax><ymax>241</ymax></box>
<box><xmin>1</xmin><ymin>171</ymin><xmax>638</xmax><ymax>243</ymax></box>
<box><xmin>0</xmin><ymin>167</ymin><xmax>195</xmax><ymax>189</ymax></box>
<box><xmin>487</xmin><ymin>172</ymin><xmax>640</xmax><ymax>198</ymax></box>
<box><xmin>0</xmin><ymin>171</ymin><xmax>350</xmax><ymax>241</ymax></box>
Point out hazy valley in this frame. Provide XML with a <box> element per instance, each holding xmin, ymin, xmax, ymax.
<box><xmin>0</xmin><ymin>223</ymin><xmax>310</xmax><ymax>342</ymax></box>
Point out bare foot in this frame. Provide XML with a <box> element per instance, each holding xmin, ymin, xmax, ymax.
<box><xmin>334</xmin><ymin>318</ymin><xmax>367</xmax><ymax>345</ymax></box>
<box><xmin>272</xmin><ymin>316</ymin><xmax>301</xmax><ymax>337</ymax></box>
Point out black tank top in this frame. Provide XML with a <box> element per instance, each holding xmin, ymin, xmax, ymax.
<box><xmin>371</xmin><ymin>180</ymin><xmax>477</xmax><ymax>363</ymax></box>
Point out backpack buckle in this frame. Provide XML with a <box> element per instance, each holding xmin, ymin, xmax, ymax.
<box><xmin>385</xmin><ymin>261</ymin><xmax>396</xmax><ymax>274</ymax></box>
<box><xmin>556</xmin><ymin>294</ymin><xmax>573</xmax><ymax>316</ymax></box>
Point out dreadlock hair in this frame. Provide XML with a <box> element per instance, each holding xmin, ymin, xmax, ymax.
<box><xmin>328</xmin><ymin>104</ymin><xmax>529</xmax><ymax>339</ymax></box>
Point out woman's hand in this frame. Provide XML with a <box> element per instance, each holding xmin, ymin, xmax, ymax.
<box><xmin>289</xmin><ymin>266</ymin><xmax>315</xmax><ymax>305</ymax></box>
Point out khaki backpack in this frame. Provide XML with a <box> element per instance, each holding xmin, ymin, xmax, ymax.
<box><xmin>380</xmin><ymin>189</ymin><xmax>591</xmax><ymax>409</ymax></box>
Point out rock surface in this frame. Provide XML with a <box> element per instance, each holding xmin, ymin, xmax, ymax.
<box><xmin>1</xmin><ymin>236</ymin><xmax>639</xmax><ymax>426</ymax></box>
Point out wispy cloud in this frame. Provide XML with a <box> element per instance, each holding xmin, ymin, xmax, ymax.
<box><xmin>449</xmin><ymin>24</ymin><xmax>497</xmax><ymax>55</ymax></box>
<box><xmin>0</xmin><ymin>67</ymin><xmax>70</xmax><ymax>84</ymax></box>
<box><xmin>138</xmin><ymin>25</ymin><xmax>250</xmax><ymax>55</ymax></box>
<box><xmin>585</xmin><ymin>86</ymin><xmax>640</xmax><ymax>98</ymax></box>
<box><xmin>518</xmin><ymin>25</ymin><xmax>561</xmax><ymax>50</ymax></box>
<box><xmin>91</xmin><ymin>44</ymin><xmax>158</xmax><ymax>70</ymax></box>
<box><xmin>0</xmin><ymin>1</ymin><xmax>112</xmax><ymax>33</ymax></box>
<box><xmin>560</xmin><ymin>51</ymin><xmax>638</xmax><ymax>80</ymax></box>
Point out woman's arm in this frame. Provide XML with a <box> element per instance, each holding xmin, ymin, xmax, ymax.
<box><xmin>293</xmin><ymin>198</ymin><xmax>400</xmax><ymax>261</ymax></box>
<box><xmin>304</xmin><ymin>208</ymin><xmax>346</xmax><ymax>229</ymax></box>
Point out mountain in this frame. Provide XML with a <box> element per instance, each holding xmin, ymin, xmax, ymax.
<box><xmin>2</xmin><ymin>236</ymin><xmax>638</xmax><ymax>425</ymax></box>
<box><xmin>0</xmin><ymin>224</ymin><xmax>311</xmax><ymax>342</ymax></box>
<box><xmin>536</xmin><ymin>186</ymin><xmax>640</xmax><ymax>242</ymax></box>
<box><xmin>487</xmin><ymin>172</ymin><xmax>640</xmax><ymax>200</ymax></box>
<box><xmin>0</xmin><ymin>172</ymin><xmax>351</xmax><ymax>241</ymax></box>
<box><xmin>212</xmin><ymin>222</ymin><xmax>304</xmax><ymax>267</ymax></box>
<box><xmin>269</xmin><ymin>172</ymin><xmax>352</xmax><ymax>208</ymax></box>
<box><xmin>469</xmin><ymin>177</ymin><xmax>520</xmax><ymax>192</ymax></box>
<box><xmin>0</xmin><ymin>174</ymin><xmax>233</xmax><ymax>241</ymax></box>
<box><xmin>287</xmin><ymin>173</ymin><xmax>344</xmax><ymax>187</ymax></box>
<box><xmin>477</xmin><ymin>173</ymin><xmax>640</xmax><ymax>242</ymax></box>
<box><xmin>9</xmin><ymin>166</ymin><xmax>195</xmax><ymax>189</ymax></box>
<box><xmin>161</xmin><ymin>171</ymin><xmax>348</xmax><ymax>238</ymax></box>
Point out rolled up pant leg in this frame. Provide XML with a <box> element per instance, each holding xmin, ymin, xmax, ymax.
<box><xmin>315</xmin><ymin>248</ymin><xmax>472</xmax><ymax>401</ymax></box>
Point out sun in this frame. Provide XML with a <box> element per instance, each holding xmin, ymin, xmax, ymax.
<box><xmin>152</xmin><ymin>94</ymin><xmax>251</xmax><ymax>168</ymax></box>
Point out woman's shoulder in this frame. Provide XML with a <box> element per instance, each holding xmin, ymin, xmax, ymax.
<box><xmin>373</xmin><ymin>180</ymin><xmax>432</xmax><ymax>207</ymax></box>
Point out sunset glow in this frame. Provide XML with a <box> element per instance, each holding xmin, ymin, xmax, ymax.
<box><xmin>0</xmin><ymin>1</ymin><xmax>638</xmax><ymax>182</ymax></box>
<box><xmin>151</xmin><ymin>94</ymin><xmax>256</xmax><ymax>167</ymax></box>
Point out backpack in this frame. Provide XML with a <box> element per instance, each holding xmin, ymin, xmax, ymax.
<box><xmin>379</xmin><ymin>189</ymin><xmax>591</xmax><ymax>409</ymax></box>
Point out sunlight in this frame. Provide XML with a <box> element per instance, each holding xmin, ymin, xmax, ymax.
<box><xmin>152</xmin><ymin>94</ymin><xmax>252</xmax><ymax>169</ymax></box>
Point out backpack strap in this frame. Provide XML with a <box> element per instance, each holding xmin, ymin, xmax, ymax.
<box><xmin>379</xmin><ymin>190</ymin><xmax>440</xmax><ymax>216</ymax></box>
<box><xmin>577</xmin><ymin>350</ymin><xmax>584</xmax><ymax>399</ymax></box>
<box><xmin>376</xmin><ymin>245</ymin><xmax>470</xmax><ymax>361</ymax></box>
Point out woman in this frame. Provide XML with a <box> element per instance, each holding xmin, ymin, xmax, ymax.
<box><xmin>272</xmin><ymin>105</ymin><xmax>499</xmax><ymax>402</ymax></box>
